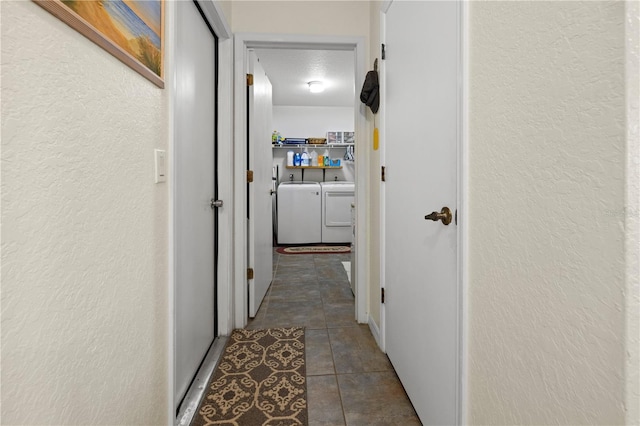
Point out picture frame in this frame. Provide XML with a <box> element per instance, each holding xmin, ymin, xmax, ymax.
<box><xmin>33</xmin><ymin>0</ymin><xmax>164</xmax><ymax>88</ymax></box>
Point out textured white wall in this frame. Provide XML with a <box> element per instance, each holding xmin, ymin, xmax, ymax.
<box><xmin>231</xmin><ymin>1</ymin><xmax>370</xmax><ymax>37</ymax></box>
<box><xmin>217</xmin><ymin>1</ymin><xmax>232</xmax><ymax>27</ymax></box>
<box><xmin>625</xmin><ymin>1</ymin><xmax>640</xmax><ymax>423</ymax></box>
<box><xmin>1</xmin><ymin>2</ymin><xmax>168</xmax><ymax>424</ymax></box>
<box><xmin>468</xmin><ymin>1</ymin><xmax>627</xmax><ymax>424</ymax></box>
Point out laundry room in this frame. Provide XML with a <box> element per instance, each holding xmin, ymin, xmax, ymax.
<box><xmin>252</xmin><ymin>47</ymin><xmax>357</xmax><ymax>247</ymax></box>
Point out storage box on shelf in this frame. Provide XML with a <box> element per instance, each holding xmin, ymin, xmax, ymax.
<box><xmin>306</xmin><ymin>137</ymin><xmax>326</xmax><ymax>144</ymax></box>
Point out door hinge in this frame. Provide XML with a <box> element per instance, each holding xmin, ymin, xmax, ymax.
<box><xmin>381</xmin><ymin>43</ymin><xmax>386</xmax><ymax>60</ymax></box>
<box><xmin>246</xmin><ymin>73</ymin><xmax>254</xmax><ymax>86</ymax></box>
<box><xmin>247</xmin><ymin>268</ymin><xmax>254</xmax><ymax>280</ymax></box>
<box><xmin>381</xmin><ymin>288</ymin><xmax>385</xmax><ymax>303</ymax></box>
<box><xmin>247</xmin><ymin>170</ymin><xmax>254</xmax><ymax>183</ymax></box>
<box><xmin>381</xmin><ymin>166</ymin><xmax>386</xmax><ymax>182</ymax></box>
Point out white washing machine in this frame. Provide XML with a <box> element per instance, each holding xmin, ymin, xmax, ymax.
<box><xmin>320</xmin><ymin>182</ymin><xmax>355</xmax><ymax>243</ymax></box>
<box><xmin>277</xmin><ymin>182</ymin><xmax>321</xmax><ymax>244</ymax></box>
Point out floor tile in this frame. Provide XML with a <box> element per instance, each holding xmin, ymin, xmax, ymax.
<box><xmin>319</xmin><ymin>280</ymin><xmax>354</xmax><ymax>303</ymax></box>
<box><xmin>269</xmin><ymin>283</ymin><xmax>321</xmax><ymax>303</ymax></box>
<box><xmin>271</xmin><ymin>279</ymin><xmax>320</xmax><ymax>289</ymax></box>
<box><xmin>305</xmin><ymin>329</ymin><xmax>335</xmax><ymax>376</ymax></box>
<box><xmin>246</xmin><ymin>309</ymin><xmax>269</xmax><ymax>330</ymax></box>
<box><xmin>313</xmin><ymin>253</ymin><xmax>351</xmax><ymax>264</ymax></box>
<box><xmin>263</xmin><ymin>300</ymin><xmax>326</xmax><ymax>329</ymax></box>
<box><xmin>307</xmin><ymin>375</ymin><xmax>346</xmax><ymax>426</ymax></box>
<box><xmin>315</xmin><ymin>265</ymin><xmax>349</xmax><ymax>281</ymax></box>
<box><xmin>324</xmin><ymin>301</ymin><xmax>358</xmax><ymax>328</ymax></box>
<box><xmin>342</xmin><ymin>413</ymin><xmax>422</xmax><ymax>426</ymax></box>
<box><xmin>277</xmin><ymin>254</ymin><xmax>315</xmax><ymax>267</ymax></box>
<box><xmin>273</xmin><ymin>268</ymin><xmax>320</xmax><ymax>283</ymax></box>
<box><xmin>328</xmin><ymin>326</ymin><xmax>392</xmax><ymax>373</ymax></box>
<box><xmin>337</xmin><ymin>372</ymin><xmax>420</xmax><ymax>425</ymax></box>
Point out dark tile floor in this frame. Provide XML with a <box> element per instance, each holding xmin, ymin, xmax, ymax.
<box><xmin>247</xmin><ymin>249</ymin><xmax>421</xmax><ymax>426</ymax></box>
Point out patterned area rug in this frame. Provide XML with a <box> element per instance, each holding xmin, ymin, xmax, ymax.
<box><xmin>276</xmin><ymin>246</ymin><xmax>350</xmax><ymax>255</ymax></box>
<box><xmin>192</xmin><ymin>327</ymin><xmax>307</xmax><ymax>426</ymax></box>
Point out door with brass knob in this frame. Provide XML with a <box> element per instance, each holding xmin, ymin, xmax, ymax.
<box><xmin>425</xmin><ymin>207</ymin><xmax>452</xmax><ymax>225</ymax></box>
<box><xmin>383</xmin><ymin>0</ymin><xmax>461</xmax><ymax>423</ymax></box>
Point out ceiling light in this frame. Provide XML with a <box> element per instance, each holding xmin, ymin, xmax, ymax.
<box><xmin>308</xmin><ymin>81</ymin><xmax>325</xmax><ymax>93</ymax></box>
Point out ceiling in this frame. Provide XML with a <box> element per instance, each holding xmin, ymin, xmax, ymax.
<box><xmin>253</xmin><ymin>48</ymin><xmax>355</xmax><ymax>107</ymax></box>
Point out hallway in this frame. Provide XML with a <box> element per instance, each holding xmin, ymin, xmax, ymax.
<box><xmin>246</xmin><ymin>249</ymin><xmax>420</xmax><ymax>425</ymax></box>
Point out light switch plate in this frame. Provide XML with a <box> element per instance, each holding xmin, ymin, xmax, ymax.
<box><xmin>155</xmin><ymin>149</ymin><xmax>166</xmax><ymax>183</ymax></box>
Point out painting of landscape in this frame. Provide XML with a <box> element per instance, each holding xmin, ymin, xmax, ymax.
<box><xmin>62</xmin><ymin>0</ymin><xmax>162</xmax><ymax>77</ymax></box>
<box><xmin>34</xmin><ymin>0</ymin><xmax>163</xmax><ymax>86</ymax></box>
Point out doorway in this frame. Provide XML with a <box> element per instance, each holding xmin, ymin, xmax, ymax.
<box><xmin>233</xmin><ymin>34</ymin><xmax>368</xmax><ymax>328</ymax></box>
<box><xmin>248</xmin><ymin>46</ymin><xmax>357</xmax><ymax>318</ymax></box>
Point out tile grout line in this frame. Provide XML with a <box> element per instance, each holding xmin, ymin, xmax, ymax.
<box><xmin>314</xmin><ymin>253</ymin><xmax>348</xmax><ymax>426</ymax></box>
<box><xmin>314</xmin><ymin>254</ymin><xmax>330</xmax><ymax>333</ymax></box>
<box><xmin>325</xmin><ymin>317</ymin><xmax>348</xmax><ymax>425</ymax></box>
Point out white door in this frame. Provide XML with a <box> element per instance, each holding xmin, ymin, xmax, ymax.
<box><xmin>174</xmin><ymin>1</ymin><xmax>218</xmax><ymax>406</ymax></box>
<box><xmin>383</xmin><ymin>1</ymin><xmax>460</xmax><ymax>424</ymax></box>
<box><xmin>248</xmin><ymin>51</ymin><xmax>273</xmax><ymax>317</ymax></box>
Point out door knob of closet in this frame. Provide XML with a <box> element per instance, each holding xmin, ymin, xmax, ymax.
<box><xmin>425</xmin><ymin>207</ymin><xmax>452</xmax><ymax>225</ymax></box>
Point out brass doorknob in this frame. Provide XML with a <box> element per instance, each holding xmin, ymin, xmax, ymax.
<box><xmin>425</xmin><ymin>207</ymin><xmax>452</xmax><ymax>225</ymax></box>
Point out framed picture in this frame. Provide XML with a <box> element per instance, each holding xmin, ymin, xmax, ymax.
<box><xmin>34</xmin><ymin>0</ymin><xmax>164</xmax><ymax>88</ymax></box>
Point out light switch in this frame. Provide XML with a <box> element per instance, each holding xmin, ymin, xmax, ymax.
<box><xmin>155</xmin><ymin>149</ymin><xmax>166</xmax><ymax>183</ymax></box>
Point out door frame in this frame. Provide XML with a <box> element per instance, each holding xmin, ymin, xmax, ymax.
<box><xmin>233</xmin><ymin>33</ymin><xmax>368</xmax><ymax>327</ymax></box>
<box><xmin>167</xmin><ymin>0</ymin><xmax>234</xmax><ymax>421</ymax></box>
<box><xmin>378</xmin><ymin>0</ymin><xmax>469</xmax><ymax>423</ymax></box>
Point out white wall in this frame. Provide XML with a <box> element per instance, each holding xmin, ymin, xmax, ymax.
<box><xmin>217</xmin><ymin>1</ymin><xmax>232</xmax><ymax>27</ymax></box>
<box><xmin>468</xmin><ymin>1</ymin><xmax>629</xmax><ymax>424</ymax></box>
<box><xmin>1</xmin><ymin>2</ymin><xmax>168</xmax><ymax>424</ymax></box>
<box><xmin>625</xmin><ymin>1</ymin><xmax>640</xmax><ymax>422</ymax></box>
<box><xmin>273</xmin><ymin>106</ymin><xmax>354</xmax><ymax>140</ymax></box>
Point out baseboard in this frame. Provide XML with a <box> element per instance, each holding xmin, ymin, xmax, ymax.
<box><xmin>368</xmin><ymin>315</ymin><xmax>382</xmax><ymax>349</ymax></box>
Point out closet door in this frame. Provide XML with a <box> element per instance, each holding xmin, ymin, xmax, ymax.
<box><xmin>383</xmin><ymin>1</ymin><xmax>461</xmax><ymax>423</ymax></box>
<box><xmin>174</xmin><ymin>0</ymin><xmax>218</xmax><ymax>406</ymax></box>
